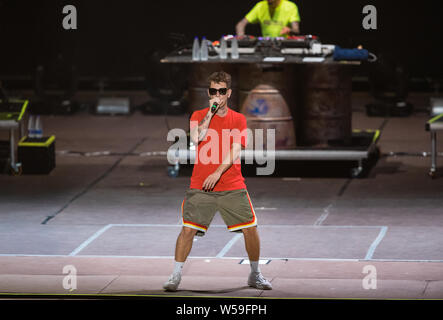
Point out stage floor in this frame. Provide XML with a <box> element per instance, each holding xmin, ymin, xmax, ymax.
<box><xmin>0</xmin><ymin>107</ymin><xmax>442</xmax><ymax>299</ymax></box>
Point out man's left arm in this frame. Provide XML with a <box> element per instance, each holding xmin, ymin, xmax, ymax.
<box><xmin>202</xmin><ymin>142</ymin><xmax>242</xmax><ymax>191</ymax></box>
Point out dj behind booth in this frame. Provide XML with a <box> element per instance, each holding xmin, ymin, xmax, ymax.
<box><xmin>236</xmin><ymin>0</ymin><xmax>301</xmax><ymax>38</ymax></box>
<box><xmin>161</xmin><ymin>0</ymin><xmax>379</xmax><ymax>178</ymax></box>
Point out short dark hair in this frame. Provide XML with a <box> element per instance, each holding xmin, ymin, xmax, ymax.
<box><xmin>207</xmin><ymin>71</ymin><xmax>231</xmax><ymax>88</ymax></box>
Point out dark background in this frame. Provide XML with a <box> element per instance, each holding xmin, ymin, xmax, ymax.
<box><xmin>1</xmin><ymin>0</ymin><xmax>442</xmax><ymax>82</ymax></box>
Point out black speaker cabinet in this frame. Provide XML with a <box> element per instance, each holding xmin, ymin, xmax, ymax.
<box><xmin>18</xmin><ymin>136</ymin><xmax>56</xmax><ymax>174</ymax></box>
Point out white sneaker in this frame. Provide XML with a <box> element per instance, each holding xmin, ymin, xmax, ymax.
<box><xmin>248</xmin><ymin>272</ymin><xmax>273</xmax><ymax>290</ymax></box>
<box><xmin>163</xmin><ymin>273</ymin><xmax>181</xmax><ymax>291</ymax></box>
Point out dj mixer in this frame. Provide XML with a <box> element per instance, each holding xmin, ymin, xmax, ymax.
<box><xmin>210</xmin><ymin>35</ymin><xmax>334</xmax><ymax>58</ymax></box>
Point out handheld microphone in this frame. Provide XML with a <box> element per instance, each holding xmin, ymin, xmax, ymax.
<box><xmin>211</xmin><ymin>102</ymin><xmax>219</xmax><ymax>113</ymax></box>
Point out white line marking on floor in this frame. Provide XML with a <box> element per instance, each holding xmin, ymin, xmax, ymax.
<box><xmin>110</xmin><ymin>224</ymin><xmax>181</xmax><ymax>228</ymax></box>
<box><xmin>314</xmin><ymin>203</ymin><xmax>333</xmax><ymax>226</ymax></box>
<box><xmin>364</xmin><ymin>226</ymin><xmax>388</xmax><ymax>260</ymax></box>
<box><xmin>0</xmin><ymin>224</ymin><xmax>401</xmax><ymax>261</ymax></box>
<box><xmin>239</xmin><ymin>259</ymin><xmax>270</xmax><ymax>265</ymax></box>
<box><xmin>69</xmin><ymin>224</ymin><xmax>113</xmax><ymax>256</ymax></box>
<box><xmin>3</xmin><ymin>223</ymin><xmax>392</xmax><ymax>258</ymax></box>
<box><xmin>103</xmin><ymin>223</ymin><xmax>386</xmax><ymax>229</ymax></box>
<box><xmin>1</xmin><ymin>254</ymin><xmax>442</xmax><ymax>263</ymax></box>
<box><xmin>255</xmin><ymin>207</ymin><xmax>277</xmax><ymax>210</ymax></box>
<box><xmin>216</xmin><ymin>234</ymin><xmax>242</xmax><ymax>258</ymax></box>
<box><xmin>364</xmin><ymin>259</ymin><xmax>443</xmax><ymax>263</ymax></box>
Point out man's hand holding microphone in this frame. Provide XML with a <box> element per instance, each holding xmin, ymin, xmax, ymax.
<box><xmin>209</xmin><ymin>97</ymin><xmax>221</xmax><ymax>114</ymax></box>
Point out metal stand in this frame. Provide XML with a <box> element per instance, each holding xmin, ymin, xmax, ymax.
<box><xmin>167</xmin><ymin>130</ymin><xmax>380</xmax><ymax>179</ymax></box>
<box><xmin>430</xmin><ymin>131</ymin><xmax>437</xmax><ymax>178</ymax></box>
<box><xmin>0</xmin><ymin>99</ymin><xmax>28</xmax><ymax>175</ymax></box>
<box><xmin>0</xmin><ymin>120</ymin><xmax>23</xmax><ymax>174</ymax></box>
<box><xmin>426</xmin><ymin>113</ymin><xmax>443</xmax><ymax>179</ymax></box>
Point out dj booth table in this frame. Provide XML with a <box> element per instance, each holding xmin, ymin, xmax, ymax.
<box><xmin>161</xmin><ymin>37</ymin><xmax>379</xmax><ymax>178</ymax></box>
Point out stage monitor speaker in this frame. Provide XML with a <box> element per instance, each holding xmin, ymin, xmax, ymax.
<box><xmin>95</xmin><ymin>97</ymin><xmax>131</xmax><ymax>115</ymax></box>
<box><xmin>17</xmin><ymin>136</ymin><xmax>56</xmax><ymax>174</ymax></box>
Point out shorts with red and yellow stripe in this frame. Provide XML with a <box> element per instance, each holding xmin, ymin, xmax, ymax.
<box><xmin>181</xmin><ymin>188</ymin><xmax>257</xmax><ymax>237</ymax></box>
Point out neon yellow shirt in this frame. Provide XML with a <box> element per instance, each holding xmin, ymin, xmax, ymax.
<box><xmin>245</xmin><ymin>0</ymin><xmax>300</xmax><ymax>37</ymax></box>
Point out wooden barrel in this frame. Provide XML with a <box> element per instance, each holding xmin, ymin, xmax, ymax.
<box><xmin>240</xmin><ymin>84</ymin><xmax>296</xmax><ymax>150</ymax></box>
<box><xmin>299</xmin><ymin>64</ymin><xmax>352</xmax><ymax>147</ymax></box>
<box><xmin>187</xmin><ymin>63</ymin><xmax>239</xmax><ymax>112</ymax></box>
<box><xmin>239</xmin><ymin>65</ymin><xmax>296</xmax><ymax>150</ymax></box>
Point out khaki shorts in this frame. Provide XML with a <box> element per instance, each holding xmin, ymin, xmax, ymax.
<box><xmin>181</xmin><ymin>188</ymin><xmax>257</xmax><ymax>236</ymax></box>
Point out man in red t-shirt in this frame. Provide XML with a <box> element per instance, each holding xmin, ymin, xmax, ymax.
<box><xmin>163</xmin><ymin>71</ymin><xmax>272</xmax><ymax>292</ymax></box>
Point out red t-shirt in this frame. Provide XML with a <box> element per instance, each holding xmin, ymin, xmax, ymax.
<box><xmin>189</xmin><ymin>107</ymin><xmax>248</xmax><ymax>191</ymax></box>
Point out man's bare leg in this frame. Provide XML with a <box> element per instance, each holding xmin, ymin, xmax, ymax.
<box><xmin>175</xmin><ymin>226</ymin><xmax>198</xmax><ymax>262</ymax></box>
<box><xmin>164</xmin><ymin>227</ymin><xmax>198</xmax><ymax>291</ymax></box>
<box><xmin>242</xmin><ymin>226</ymin><xmax>272</xmax><ymax>290</ymax></box>
<box><xmin>242</xmin><ymin>226</ymin><xmax>260</xmax><ymax>261</ymax></box>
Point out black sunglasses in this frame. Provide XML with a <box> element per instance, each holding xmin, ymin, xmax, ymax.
<box><xmin>208</xmin><ymin>87</ymin><xmax>228</xmax><ymax>95</ymax></box>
